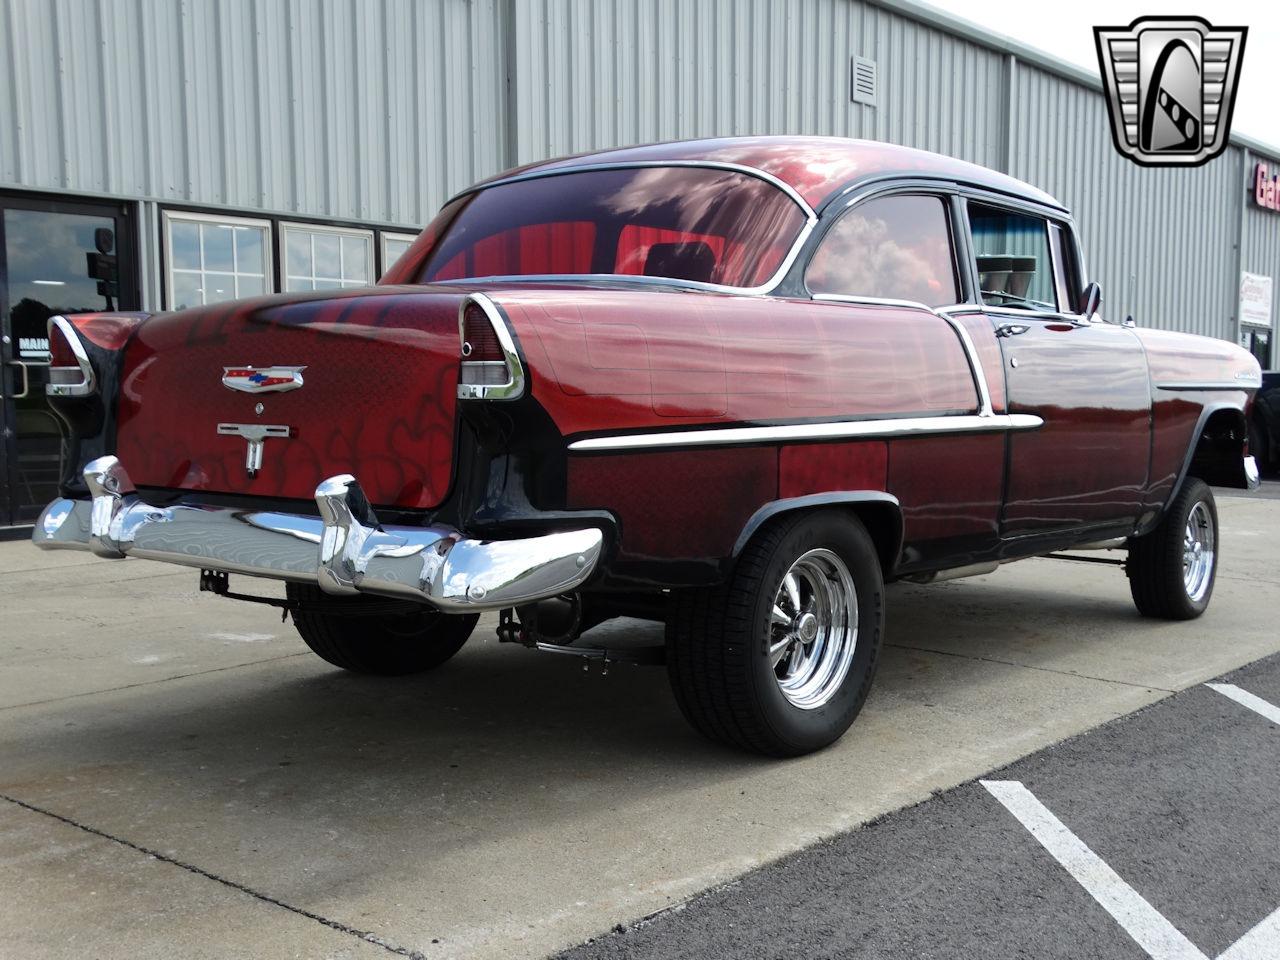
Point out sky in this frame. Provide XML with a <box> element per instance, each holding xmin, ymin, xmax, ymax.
<box><xmin>925</xmin><ymin>1</ymin><xmax>1279</xmax><ymax>152</ymax></box>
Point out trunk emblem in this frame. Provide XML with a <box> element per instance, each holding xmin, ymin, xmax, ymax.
<box><xmin>222</xmin><ymin>365</ymin><xmax>306</xmax><ymax>394</ymax></box>
<box><xmin>217</xmin><ymin>423</ymin><xmax>292</xmax><ymax>477</ymax></box>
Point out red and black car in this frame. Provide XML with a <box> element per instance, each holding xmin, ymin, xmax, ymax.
<box><xmin>33</xmin><ymin>137</ymin><xmax>1262</xmax><ymax>755</ymax></box>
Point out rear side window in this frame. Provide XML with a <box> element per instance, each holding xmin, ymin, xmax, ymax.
<box><xmin>967</xmin><ymin>203</ymin><xmax>1057</xmax><ymax>311</ymax></box>
<box><xmin>806</xmin><ymin>195</ymin><xmax>959</xmax><ymax>307</ymax></box>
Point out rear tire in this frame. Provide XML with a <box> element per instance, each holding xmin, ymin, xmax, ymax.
<box><xmin>287</xmin><ymin>583</ymin><xmax>478</xmax><ymax>675</ymax></box>
<box><xmin>665</xmin><ymin>511</ymin><xmax>884</xmax><ymax>757</ymax></box>
<box><xmin>1127</xmin><ymin>478</ymin><xmax>1218</xmax><ymax>620</ymax></box>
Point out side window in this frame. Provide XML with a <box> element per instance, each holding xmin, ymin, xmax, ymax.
<box><xmin>967</xmin><ymin>203</ymin><xmax>1057</xmax><ymax>311</ymax></box>
<box><xmin>806</xmin><ymin>195</ymin><xmax>959</xmax><ymax>307</ymax></box>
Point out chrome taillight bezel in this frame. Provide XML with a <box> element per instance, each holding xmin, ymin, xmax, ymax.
<box><xmin>47</xmin><ymin>315</ymin><xmax>97</xmax><ymax>398</ymax></box>
<box><xmin>457</xmin><ymin>293</ymin><xmax>525</xmax><ymax>401</ymax></box>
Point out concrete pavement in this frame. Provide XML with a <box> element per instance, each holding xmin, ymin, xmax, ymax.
<box><xmin>1</xmin><ymin>487</ymin><xmax>1278</xmax><ymax>958</ymax></box>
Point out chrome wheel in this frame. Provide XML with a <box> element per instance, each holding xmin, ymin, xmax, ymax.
<box><xmin>768</xmin><ymin>548</ymin><xmax>858</xmax><ymax>710</ymax></box>
<box><xmin>1182</xmin><ymin>501</ymin><xmax>1215</xmax><ymax>603</ymax></box>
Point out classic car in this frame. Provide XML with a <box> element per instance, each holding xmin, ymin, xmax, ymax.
<box><xmin>32</xmin><ymin>136</ymin><xmax>1263</xmax><ymax>756</ymax></box>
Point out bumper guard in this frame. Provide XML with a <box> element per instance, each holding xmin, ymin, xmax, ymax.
<box><xmin>32</xmin><ymin>456</ymin><xmax>604</xmax><ymax>612</ymax></box>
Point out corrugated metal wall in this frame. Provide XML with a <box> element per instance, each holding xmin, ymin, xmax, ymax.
<box><xmin>511</xmin><ymin>0</ymin><xmax>1006</xmax><ymax>171</ymax></box>
<box><xmin>2</xmin><ymin>0</ymin><xmax>1278</xmax><ymax>342</ymax></box>
<box><xmin>0</xmin><ymin>0</ymin><xmax>507</xmax><ymax>227</ymax></box>
<box><xmin>1009</xmin><ymin>63</ymin><xmax>1247</xmax><ymax>340</ymax></box>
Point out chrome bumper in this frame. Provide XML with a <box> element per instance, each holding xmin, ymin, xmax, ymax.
<box><xmin>32</xmin><ymin>456</ymin><xmax>604</xmax><ymax>612</ymax></box>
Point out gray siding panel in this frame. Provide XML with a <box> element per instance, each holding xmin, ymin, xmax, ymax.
<box><xmin>1009</xmin><ymin>63</ymin><xmax>1244</xmax><ymax>340</ymax></box>
<box><xmin>0</xmin><ymin>0</ymin><xmax>507</xmax><ymax>226</ymax></box>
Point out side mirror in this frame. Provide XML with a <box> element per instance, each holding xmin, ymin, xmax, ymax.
<box><xmin>1080</xmin><ymin>282</ymin><xmax>1103</xmax><ymax>322</ymax></box>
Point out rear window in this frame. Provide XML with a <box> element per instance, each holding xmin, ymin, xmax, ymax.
<box><xmin>412</xmin><ymin>166</ymin><xmax>808</xmax><ymax>289</ymax></box>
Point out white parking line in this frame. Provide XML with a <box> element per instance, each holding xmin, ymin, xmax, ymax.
<box><xmin>983</xmin><ymin>780</ymin><xmax>1280</xmax><ymax>960</ymax></box>
<box><xmin>1206</xmin><ymin>684</ymin><xmax>1280</xmax><ymax>726</ymax></box>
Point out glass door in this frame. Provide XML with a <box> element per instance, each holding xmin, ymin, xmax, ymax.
<box><xmin>0</xmin><ymin>194</ymin><xmax>138</xmax><ymax>528</ymax></box>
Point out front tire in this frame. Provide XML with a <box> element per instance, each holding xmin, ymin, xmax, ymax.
<box><xmin>1127</xmin><ymin>478</ymin><xmax>1218</xmax><ymax>620</ymax></box>
<box><xmin>287</xmin><ymin>583</ymin><xmax>479</xmax><ymax>675</ymax></box>
<box><xmin>666</xmin><ymin>511</ymin><xmax>884</xmax><ymax>757</ymax></box>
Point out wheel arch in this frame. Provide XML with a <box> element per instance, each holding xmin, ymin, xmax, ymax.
<box><xmin>731</xmin><ymin>492</ymin><xmax>904</xmax><ymax>576</ymax></box>
<box><xmin>1179</xmin><ymin>403</ymin><xmax>1254</xmax><ymax>492</ymax></box>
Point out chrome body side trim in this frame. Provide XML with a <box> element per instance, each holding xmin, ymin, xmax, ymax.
<box><xmin>34</xmin><ymin>456</ymin><xmax>603</xmax><ymax>613</ymax></box>
<box><xmin>46</xmin><ymin>315</ymin><xmax>96</xmax><ymax>398</ymax></box>
<box><xmin>567</xmin><ymin>413</ymin><xmax>1044</xmax><ymax>452</ymax></box>
<box><xmin>1156</xmin><ymin>379</ymin><xmax>1262</xmax><ymax>391</ymax></box>
<box><xmin>440</xmin><ymin>160</ymin><xmax>818</xmax><ymax>297</ymax></box>
<box><xmin>813</xmin><ymin>294</ymin><xmax>994</xmax><ymax>417</ymax></box>
<box><xmin>457</xmin><ymin>292</ymin><xmax>527</xmax><ymax>400</ymax></box>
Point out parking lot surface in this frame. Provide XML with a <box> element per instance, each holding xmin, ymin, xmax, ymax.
<box><xmin>561</xmin><ymin>652</ymin><xmax>1280</xmax><ymax>959</ymax></box>
<box><xmin>1</xmin><ymin>485</ymin><xmax>1278</xmax><ymax>959</ymax></box>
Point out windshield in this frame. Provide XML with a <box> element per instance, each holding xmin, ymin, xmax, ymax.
<box><xmin>404</xmin><ymin>166</ymin><xmax>808</xmax><ymax>289</ymax></box>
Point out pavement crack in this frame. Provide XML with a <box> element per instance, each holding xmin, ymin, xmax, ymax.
<box><xmin>0</xmin><ymin>792</ymin><xmax>426</xmax><ymax>959</ymax></box>
<box><xmin>886</xmin><ymin>642</ymin><xmax>1176</xmax><ymax>693</ymax></box>
<box><xmin>0</xmin><ymin>653</ymin><xmax>309</xmax><ymax>713</ymax></box>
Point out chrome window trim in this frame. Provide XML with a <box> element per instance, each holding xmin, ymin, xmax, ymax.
<box><xmin>436</xmin><ymin>160</ymin><xmax>819</xmax><ymax>297</ymax></box>
<box><xmin>814</xmin><ymin>294</ymin><xmax>995</xmax><ymax>418</ymax></box>
<box><xmin>566</xmin><ymin>413</ymin><xmax>1044</xmax><ymax>452</ymax></box>
<box><xmin>803</xmin><ymin>189</ymin><xmax>964</xmax><ymax>306</ymax></box>
<box><xmin>457</xmin><ymin>292</ymin><xmax>527</xmax><ymax>401</ymax></box>
<box><xmin>46</xmin><ymin>315</ymin><xmax>96</xmax><ymax>398</ymax></box>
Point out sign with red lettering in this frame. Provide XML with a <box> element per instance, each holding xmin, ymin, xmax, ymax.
<box><xmin>1256</xmin><ymin>162</ymin><xmax>1280</xmax><ymax>212</ymax></box>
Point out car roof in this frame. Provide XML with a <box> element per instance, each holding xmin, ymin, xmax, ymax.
<box><xmin>471</xmin><ymin>136</ymin><xmax>1065</xmax><ymax>214</ymax></box>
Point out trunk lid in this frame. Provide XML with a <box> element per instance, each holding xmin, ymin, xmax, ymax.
<box><xmin>115</xmin><ymin>286</ymin><xmax>465</xmax><ymax>510</ymax></box>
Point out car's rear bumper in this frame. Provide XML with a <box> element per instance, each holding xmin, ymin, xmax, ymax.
<box><xmin>32</xmin><ymin>456</ymin><xmax>603</xmax><ymax>612</ymax></box>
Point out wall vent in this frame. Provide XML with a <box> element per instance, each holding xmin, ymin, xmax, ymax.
<box><xmin>851</xmin><ymin>56</ymin><xmax>878</xmax><ymax>107</ymax></box>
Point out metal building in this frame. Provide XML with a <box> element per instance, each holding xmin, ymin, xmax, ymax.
<box><xmin>1</xmin><ymin>0</ymin><xmax>1278</xmax><ymax>529</ymax></box>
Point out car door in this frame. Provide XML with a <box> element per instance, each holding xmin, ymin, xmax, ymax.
<box><xmin>963</xmin><ymin>199</ymin><xmax>1151</xmax><ymax>537</ymax></box>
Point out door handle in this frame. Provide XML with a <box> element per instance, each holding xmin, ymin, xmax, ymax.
<box><xmin>4</xmin><ymin>360</ymin><xmax>32</xmax><ymax>399</ymax></box>
<box><xmin>995</xmin><ymin>323</ymin><xmax>1030</xmax><ymax>338</ymax></box>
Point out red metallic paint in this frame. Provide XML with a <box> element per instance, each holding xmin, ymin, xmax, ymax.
<box><xmin>115</xmin><ymin>287</ymin><xmax>464</xmax><ymax>510</ymax></box>
<box><xmin>494</xmin><ymin>287</ymin><xmax>978</xmax><ymax>437</ymax></box>
<box><xmin>566</xmin><ymin>447</ymin><xmax>777</xmax><ymax>561</ymax></box>
<box><xmin>887</xmin><ymin>435</ymin><xmax>1004</xmax><ymax>547</ymax></box>
<box><xmin>62</xmin><ymin>311</ymin><xmax>151</xmax><ymax>350</ymax></box>
<box><xmin>779</xmin><ymin>442</ymin><xmax>888</xmax><ymax>499</ymax></box>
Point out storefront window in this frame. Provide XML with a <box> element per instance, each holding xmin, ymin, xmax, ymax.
<box><xmin>164</xmin><ymin>212</ymin><xmax>271</xmax><ymax>310</ymax></box>
<box><xmin>283</xmin><ymin>223</ymin><xmax>373</xmax><ymax>291</ymax></box>
<box><xmin>381</xmin><ymin>232</ymin><xmax>418</xmax><ymax>278</ymax></box>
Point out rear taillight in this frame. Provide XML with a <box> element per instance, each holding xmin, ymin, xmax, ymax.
<box><xmin>47</xmin><ymin>316</ymin><xmax>96</xmax><ymax>397</ymax></box>
<box><xmin>458</xmin><ymin>295</ymin><xmax>524</xmax><ymax>399</ymax></box>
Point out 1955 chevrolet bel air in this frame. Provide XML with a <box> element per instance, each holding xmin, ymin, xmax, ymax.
<box><xmin>33</xmin><ymin>137</ymin><xmax>1263</xmax><ymax>756</ymax></box>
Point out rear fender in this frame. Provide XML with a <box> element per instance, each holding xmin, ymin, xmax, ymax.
<box><xmin>732</xmin><ymin>492</ymin><xmax>904</xmax><ymax>576</ymax></box>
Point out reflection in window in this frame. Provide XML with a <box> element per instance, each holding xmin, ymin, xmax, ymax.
<box><xmin>283</xmin><ymin>224</ymin><xmax>373</xmax><ymax>291</ymax></box>
<box><xmin>165</xmin><ymin>212</ymin><xmax>270</xmax><ymax>310</ymax></box>
<box><xmin>806</xmin><ymin>195</ymin><xmax>959</xmax><ymax>307</ymax></box>
<box><xmin>967</xmin><ymin>204</ymin><xmax>1057</xmax><ymax>311</ymax></box>
<box><xmin>417</xmin><ymin>166</ymin><xmax>806</xmax><ymax>288</ymax></box>
<box><xmin>381</xmin><ymin>232</ymin><xmax>418</xmax><ymax>278</ymax></box>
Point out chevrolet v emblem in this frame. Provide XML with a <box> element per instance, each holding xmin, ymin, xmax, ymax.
<box><xmin>217</xmin><ymin>423</ymin><xmax>292</xmax><ymax>477</ymax></box>
<box><xmin>222</xmin><ymin>365</ymin><xmax>306</xmax><ymax>394</ymax></box>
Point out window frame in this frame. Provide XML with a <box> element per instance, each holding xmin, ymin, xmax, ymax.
<box><xmin>963</xmin><ymin>200</ymin><xmax>1060</xmax><ymax>315</ymax></box>
<box><xmin>162</xmin><ymin>209</ymin><xmax>273</xmax><ymax>310</ymax></box>
<box><xmin>280</xmin><ymin>221</ymin><xmax>376</xmax><ymax>292</ymax></box>
<box><xmin>380</xmin><ymin>231</ymin><xmax>419</xmax><ymax>279</ymax></box>
<box><xmin>802</xmin><ymin>188</ymin><xmax>964</xmax><ymax>307</ymax></box>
